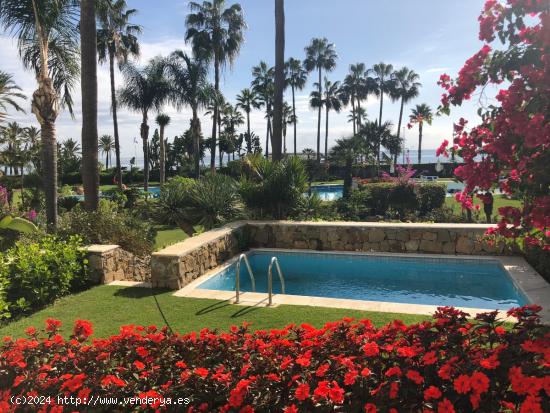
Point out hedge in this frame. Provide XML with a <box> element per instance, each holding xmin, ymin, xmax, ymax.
<box><xmin>0</xmin><ymin>306</ymin><xmax>547</xmax><ymax>412</ymax></box>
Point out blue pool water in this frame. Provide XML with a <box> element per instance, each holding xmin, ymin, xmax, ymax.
<box><xmin>198</xmin><ymin>250</ymin><xmax>528</xmax><ymax>309</ymax></box>
<box><xmin>310</xmin><ymin>185</ymin><xmax>343</xmax><ymax>201</ymax></box>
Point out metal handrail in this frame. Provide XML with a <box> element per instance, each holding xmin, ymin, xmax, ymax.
<box><xmin>267</xmin><ymin>256</ymin><xmax>286</xmax><ymax>306</ymax></box>
<box><xmin>235</xmin><ymin>253</ymin><xmax>256</xmax><ymax>304</ymax></box>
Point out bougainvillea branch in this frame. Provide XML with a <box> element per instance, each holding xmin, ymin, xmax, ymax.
<box><xmin>438</xmin><ymin>0</ymin><xmax>550</xmax><ymax>249</ymax></box>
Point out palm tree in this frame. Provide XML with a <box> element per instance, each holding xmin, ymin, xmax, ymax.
<box><xmin>23</xmin><ymin>126</ymin><xmax>41</xmax><ymax>172</ymax></box>
<box><xmin>322</xmin><ymin>79</ymin><xmax>344</xmax><ymax>160</ymax></box>
<box><xmin>391</xmin><ymin>67</ymin><xmax>420</xmax><ymax>164</ymax></box>
<box><xmin>155</xmin><ymin>114</ymin><xmax>170</xmax><ymax>184</ymax></box>
<box><xmin>99</xmin><ymin>135</ymin><xmax>114</xmax><ymax>169</ymax></box>
<box><xmin>282</xmin><ymin>101</ymin><xmax>293</xmax><ymax>154</ymax></box>
<box><xmin>236</xmin><ymin>88</ymin><xmax>260</xmax><ymax>153</ymax></box>
<box><xmin>304</xmin><ymin>38</ymin><xmax>337</xmax><ymax>162</ymax></box>
<box><xmin>0</xmin><ymin>122</ymin><xmax>22</xmax><ymax>175</ymax></box>
<box><xmin>165</xmin><ymin>50</ymin><xmax>210</xmax><ymax>178</ymax></box>
<box><xmin>330</xmin><ymin>136</ymin><xmax>362</xmax><ymax>198</ymax></box>
<box><xmin>97</xmin><ymin>0</ymin><xmax>141</xmax><ymax>189</ymax></box>
<box><xmin>80</xmin><ymin>0</ymin><xmax>99</xmax><ymax>211</ymax></box>
<box><xmin>284</xmin><ymin>58</ymin><xmax>307</xmax><ymax>155</ymax></box>
<box><xmin>409</xmin><ymin>103</ymin><xmax>433</xmax><ymax>164</ymax></box>
<box><xmin>272</xmin><ymin>0</ymin><xmax>285</xmax><ymax>161</ymax></box>
<box><xmin>342</xmin><ymin>63</ymin><xmax>369</xmax><ymax>134</ymax></box>
<box><xmin>251</xmin><ymin>61</ymin><xmax>274</xmax><ymax>158</ymax></box>
<box><xmin>221</xmin><ymin>103</ymin><xmax>243</xmax><ymax>163</ymax></box>
<box><xmin>0</xmin><ymin>0</ymin><xmax>80</xmax><ymax>229</ymax></box>
<box><xmin>118</xmin><ymin>59</ymin><xmax>172</xmax><ymax>191</ymax></box>
<box><xmin>372</xmin><ymin>62</ymin><xmax>394</xmax><ymax>126</ymax></box>
<box><xmin>359</xmin><ymin>120</ymin><xmax>394</xmax><ymax>169</ymax></box>
<box><xmin>347</xmin><ymin>106</ymin><xmax>367</xmax><ymax>131</ymax></box>
<box><xmin>185</xmin><ymin>0</ymin><xmax>246</xmax><ymax>171</ymax></box>
<box><xmin>0</xmin><ymin>71</ymin><xmax>26</xmax><ymax>124</ymax></box>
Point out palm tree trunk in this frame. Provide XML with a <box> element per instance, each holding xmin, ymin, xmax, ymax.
<box><xmin>292</xmin><ymin>84</ymin><xmax>297</xmax><ymax>156</ymax></box>
<box><xmin>271</xmin><ymin>0</ymin><xmax>285</xmax><ymax>162</ymax></box>
<box><xmin>192</xmin><ymin>107</ymin><xmax>201</xmax><ymax>178</ymax></box>
<box><xmin>246</xmin><ymin>110</ymin><xmax>251</xmax><ymax>153</ymax></box>
<box><xmin>105</xmin><ymin>153</ymin><xmax>108</xmax><ymax>169</ymax></box>
<box><xmin>109</xmin><ymin>51</ymin><xmax>123</xmax><ymax>189</ymax></box>
<box><xmin>418</xmin><ymin>122</ymin><xmax>423</xmax><ymax>164</ymax></box>
<box><xmin>378</xmin><ymin>89</ymin><xmax>384</xmax><ymax>127</ymax></box>
<box><xmin>357</xmin><ymin>99</ymin><xmax>362</xmax><ymax>129</ymax></box>
<box><xmin>325</xmin><ymin>105</ymin><xmax>329</xmax><ymax>161</ymax></box>
<box><xmin>316</xmin><ymin>68</ymin><xmax>322</xmax><ymax>163</ymax></box>
<box><xmin>159</xmin><ymin>125</ymin><xmax>166</xmax><ymax>185</ymax></box>
<box><xmin>396</xmin><ymin>97</ymin><xmax>404</xmax><ymax>165</ymax></box>
<box><xmin>81</xmin><ymin>0</ymin><xmax>99</xmax><ymax>212</ymax></box>
<box><xmin>210</xmin><ymin>56</ymin><xmax>220</xmax><ymax>171</ymax></box>
<box><xmin>40</xmin><ymin>119</ymin><xmax>58</xmax><ymax>229</ymax></box>
<box><xmin>351</xmin><ymin>97</ymin><xmax>356</xmax><ymax>135</ymax></box>
<box><xmin>141</xmin><ymin>114</ymin><xmax>150</xmax><ymax>192</ymax></box>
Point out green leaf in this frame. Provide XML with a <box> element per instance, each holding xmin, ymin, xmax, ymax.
<box><xmin>4</xmin><ymin>217</ymin><xmax>38</xmax><ymax>234</ymax></box>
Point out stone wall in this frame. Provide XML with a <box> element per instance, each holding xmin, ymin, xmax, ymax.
<box><xmin>247</xmin><ymin>221</ymin><xmax>505</xmax><ymax>255</ymax></box>
<box><xmin>86</xmin><ymin>245</ymin><xmax>150</xmax><ymax>284</ymax></box>
<box><xmin>150</xmin><ymin>222</ymin><xmax>246</xmax><ymax>289</ymax></box>
<box><xmin>149</xmin><ymin>221</ymin><xmax>508</xmax><ymax>290</ymax></box>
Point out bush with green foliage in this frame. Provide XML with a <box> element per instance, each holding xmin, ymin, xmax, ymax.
<box><xmin>240</xmin><ymin>156</ymin><xmax>308</xmax><ymax>219</ymax></box>
<box><xmin>0</xmin><ymin>235</ymin><xmax>88</xmax><ymax>320</ymax></box>
<box><xmin>417</xmin><ymin>183</ymin><xmax>447</xmax><ymax>215</ymax></box>
<box><xmin>157</xmin><ymin>177</ymin><xmax>195</xmax><ymax>226</ymax></box>
<box><xmin>58</xmin><ymin>201</ymin><xmax>155</xmax><ymax>256</ymax></box>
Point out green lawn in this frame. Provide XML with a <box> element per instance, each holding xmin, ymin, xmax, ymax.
<box><xmin>311</xmin><ymin>180</ymin><xmax>343</xmax><ymax>186</ymax></box>
<box><xmin>154</xmin><ymin>225</ymin><xmax>189</xmax><ymax>250</ymax></box>
<box><xmin>444</xmin><ymin>194</ymin><xmax>522</xmax><ymax>216</ymax></box>
<box><xmin>0</xmin><ymin>285</ymin><xmax>430</xmax><ymax>339</ymax></box>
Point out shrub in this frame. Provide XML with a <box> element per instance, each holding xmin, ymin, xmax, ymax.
<box><xmin>57</xmin><ymin>201</ymin><xmax>155</xmax><ymax>256</ymax></box>
<box><xmin>240</xmin><ymin>156</ymin><xmax>308</xmax><ymax>219</ymax></box>
<box><xmin>157</xmin><ymin>177</ymin><xmax>195</xmax><ymax>226</ymax></box>
<box><xmin>387</xmin><ymin>183</ymin><xmax>418</xmax><ymax>219</ymax></box>
<box><xmin>418</xmin><ymin>183</ymin><xmax>446</xmax><ymax>215</ymax></box>
<box><xmin>0</xmin><ymin>306</ymin><xmax>547</xmax><ymax>412</ymax></box>
<box><xmin>101</xmin><ymin>188</ymin><xmax>128</xmax><ymax>209</ymax></box>
<box><xmin>0</xmin><ymin>236</ymin><xmax>88</xmax><ymax>320</ymax></box>
<box><xmin>336</xmin><ymin>189</ymin><xmax>373</xmax><ymax>221</ymax></box>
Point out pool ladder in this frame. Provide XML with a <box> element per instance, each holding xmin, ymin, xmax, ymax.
<box><xmin>234</xmin><ymin>254</ymin><xmax>286</xmax><ymax>306</ymax></box>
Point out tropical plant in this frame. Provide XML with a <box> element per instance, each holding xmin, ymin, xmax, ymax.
<box><xmin>304</xmin><ymin>38</ymin><xmax>337</xmax><ymax>162</ymax></box>
<box><xmin>185</xmin><ymin>0</ymin><xmax>246</xmax><ymax>171</ymax></box>
<box><xmin>0</xmin><ymin>71</ymin><xmax>26</xmax><ymax>124</ymax></box>
<box><xmin>155</xmin><ymin>114</ymin><xmax>170</xmax><ymax>184</ymax></box>
<box><xmin>236</xmin><ymin>88</ymin><xmax>260</xmax><ymax>154</ymax></box>
<box><xmin>165</xmin><ymin>50</ymin><xmax>210</xmax><ymax>178</ymax></box>
<box><xmin>221</xmin><ymin>103</ymin><xmax>244</xmax><ymax>162</ymax></box>
<box><xmin>408</xmin><ymin>103</ymin><xmax>433</xmax><ymax>164</ymax></box>
<box><xmin>322</xmin><ymin>78</ymin><xmax>345</xmax><ymax>159</ymax></box>
<box><xmin>157</xmin><ymin>176</ymin><xmax>195</xmax><ymax>227</ymax></box>
<box><xmin>98</xmin><ymin>135</ymin><xmax>115</xmax><ymax>170</ymax></box>
<box><xmin>284</xmin><ymin>58</ymin><xmax>307</xmax><ymax>155</ymax></box>
<box><xmin>23</xmin><ymin>126</ymin><xmax>41</xmax><ymax>171</ymax></box>
<box><xmin>272</xmin><ymin>0</ymin><xmax>285</xmax><ymax>161</ymax></box>
<box><xmin>240</xmin><ymin>155</ymin><xmax>307</xmax><ymax>219</ymax></box>
<box><xmin>251</xmin><ymin>61</ymin><xmax>275</xmax><ymax>158</ymax></box>
<box><xmin>117</xmin><ymin>59</ymin><xmax>172</xmax><ymax>191</ymax></box>
<box><xmin>330</xmin><ymin>135</ymin><xmax>363</xmax><ymax>198</ymax></box>
<box><xmin>58</xmin><ymin>138</ymin><xmax>81</xmax><ymax>175</ymax></box>
<box><xmin>0</xmin><ymin>0</ymin><xmax>80</xmax><ymax>229</ymax></box>
<box><xmin>371</xmin><ymin>62</ymin><xmax>394</xmax><ymax>126</ymax></box>
<box><xmin>342</xmin><ymin>63</ymin><xmax>371</xmax><ymax>134</ymax></box>
<box><xmin>97</xmin><ymin>0</ymin><xmax>141</xmax><ymax>189</ymax></box>
<box><xmin>282</xmin><ymin>101</ymin><xmax>293</xmax><ymax>154</ymax></box>
<box><xmin>359</xmin><ymin>120</ymin><xmax>394</xmax><ymax>169</ymax></box>
<box><xmin>391</xmin><ymin>67</ymin><xmax>420</xmax><ymax>164</ymax></box>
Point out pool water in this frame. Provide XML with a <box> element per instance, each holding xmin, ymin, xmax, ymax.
<box><xmin>198</xmin><ymin>250</ymin><xmax>528</xmax><ymax>309</ymax></box>
<box><xmin>310</xmin><ymin>185</ymin><xmax>343</xmax><ymax>201</ymax></box>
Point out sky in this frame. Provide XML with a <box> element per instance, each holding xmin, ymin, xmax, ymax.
<box><xmin>0</xmin><ymin>0</ymin><xmax>496</xmax><ymax>159</ymax></box>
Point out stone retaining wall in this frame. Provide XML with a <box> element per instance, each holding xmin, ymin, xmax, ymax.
<box><xmin>149</xmin><ymin>221</ymin><xmax>508</xmax><ymax>290</ymax></box>
<box><xmin>150</xmin><ymin>222</ymin><xmax>246</xmax><ymax>289</ymax></box>
<box><xmin>86</xmin><ymin>245</ymin><xmax>150</xmax><ymax>284</ymax></box>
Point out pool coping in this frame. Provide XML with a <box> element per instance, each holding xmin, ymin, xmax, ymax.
<box><xmin>173</xmin><ymin>249</ymin><xmax>550</xmax><ymax>323</ymax></box>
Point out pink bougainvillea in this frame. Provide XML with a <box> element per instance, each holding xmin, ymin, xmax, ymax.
<box><xmin>438</xmin><ymin>0</ymin><xmax>550</xmax><ymax>250</ymax></box>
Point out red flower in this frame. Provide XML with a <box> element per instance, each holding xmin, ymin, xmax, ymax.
<box><xmin>194</xmin><ymin>368</ymin><xmax>209</xmax><ymax>378</ymax></box>
<box><xmin>101</xmin><ymin>375</ymin><xmax>126</xmax><ymax>388</ymax></box>
<box><xmin>470</xmin><ymin>371</ymin><xmax>490</xmax><ymax>394</ymax></box>
<box><xmin>406</xmin><ymin>370</ymin><xmax>424</xmax><ymax>385</ymax></box>
<box><xmin>316</xmin><ymin>363</ymin><xmax>329</xmax><ymax>377</ymax></box>
<box><xmin>344</xmin><ymin>370</ymin><xmax>358</xmax><ymax>386</ymax></box>
<box><xmin>364</xmin><ymin>403</ymin><xmax>377</xmax><ymax>413</ymax></box>
<box><xmin>45</xmin><ymin>319</ymin><xmax>62</xmax><ymax>333</ymax></box>
<box><xmin>363</xmin><ymin>341</ymin><xmax>380</xmax><ymax>357</ymax></box>
<box><xmin>283</xmin><ymin>405</ymin><xmax>298</xmax><ymax>413</ymax></box>
<box><xmin>138</xmin><ymin>390</ymin><xmax>163</xmax><ymax>408</ymax></box>
<box><xmin>328</xmin><ymin>382</ymin><xmax>345</xmax><ymax>404</ymax></box>
<box><xmin>313</xmin><ymin>381</ymin><xmax>330</xmax><ymax>399</ymax></box>
<box><xmin>133</xmin><ymin>360</ymin><xmax>145</xmax><ymax>370</ymax></box>
<box><xmin>73</xmin><ymin>320</ymin><xmax>93</xmax><ymax>340</ymax></box>
<box><xmin>424</xmin><ymin>386</ymin><xmax>442</xmax><ymax>400</ymax></box>
<box><xmin>176</xmin><ymin>361</ymin><xmax>187</xmax><ymax>368</ymax></box>
<box><xmin>25</xmin><ymin>327</ymin><xmax>36</xmax><ymax>336</ymax></box>
<box><xmin>453</xmin><ymin>374</ymin><xmax>471</xmax><ymax>394</ymax></box>
<box><xmin>136</xmin><ymin>346</ymin><xmax>149</xmax><ymax>358</ymax></box>
<box><xmin>438</xmin><ymin>398</ymin><xmax>456</xmax><ymax>413</ymax></box>
<box><xmin>61</xmin><ymin>373</ymin><xmax>85</xmax><ymax>392</ymax></box>
<box><xmin>422</xmin><ymin>351</ymin><xmax>437</xmax><ymax>365</ymax></box>
<box><xmin>361</xmin><ymin>367</ymin><xmax>371</xmax><ymax>377</ymax></box>
<box><xmin>239</xmin><ymin>406</ymin><xmax>254</xmax><ymax>413</ymax></box>
<box><xmin>294</xmin><ymin>383</ymin><xmax>310</xmax><ymax>401</ymax></box>
<box><xmin>385</xmin><ymin>366</ymin><xmax>402</xmax><ymax>378</ymax></box>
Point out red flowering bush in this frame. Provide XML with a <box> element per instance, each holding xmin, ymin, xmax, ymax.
<box><xmin>438</xmin><ymin>0</ymin><xmax>550</xmax><ymax>250</ymax></box>
<box><xmin>0</xmin><ymin>306</ymin><xmax>548</xmax><ymax>412</ymax></box>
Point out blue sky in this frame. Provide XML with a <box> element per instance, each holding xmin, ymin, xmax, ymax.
<box><xmin>0</xmin><ymin>0</ymin><xmax>494</xmax><ymax>158</ymax></box>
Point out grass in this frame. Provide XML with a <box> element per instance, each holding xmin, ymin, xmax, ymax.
<box><xmin>311</xmin><ymin>180</ymin><xmax>344</xmax><ymax>186</ymax></box>
<box><xmin>0</xmin><ymin>285</ymin><xmax>431</xmax><ymax>339</ymax></box>
<box><xmin>444</xmin><ymin>194</ymin><xmax>522</xmax><ymax>216</ymax></box>
<box><xmin>154</xmin><ymin>225</ymin><xmax>189</xmax><ymax>250</ymax></box>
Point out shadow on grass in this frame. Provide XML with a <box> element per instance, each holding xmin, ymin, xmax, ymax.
<box><xmin>113</xmin><ymin>287</ymin><xmax>171</xmax><ymax>299</ymax></box>
<box><xmin>230</xmin><ymin>298</ymin><xmax>269</xmax><ymax>318</ymax></box>
<box><xmin>195</xmin><ymin>299</ymin><xmax>233</xmax><ymax>315</ymax></box>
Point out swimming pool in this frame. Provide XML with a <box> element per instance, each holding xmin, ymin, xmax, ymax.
<box><xmin>197</xmin><ymin>250</ymin><xmax>528</xmax><ymax>310</ymax></box>
<box><xmin>310</xmin><ymin>184</ymin><xmax>343</xmax><ymax>201</ymax></box>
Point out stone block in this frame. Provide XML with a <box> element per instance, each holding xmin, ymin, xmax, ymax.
<box><xmin>369</xmin><ymin>228</ymin><xmax>386</xmax><ymax>243</ymax></box>
<box><xmin>456</xmin><ymin>236</ymin><xmax>475</xmax><ymax>254</ymax></box>
<box><xmin>405</xmin><ymin>240</ymin><xmax>420</xmax><ymax>251</ymax></box>
<box><xmin>420</xmin><ymin>239</ymin><xmax>443</xmax><ymax>253</ymax></box>
<box><xmin>422</xmin><ymin>232</ymin><xmax>437</xmax><ymax>241</ymax></box>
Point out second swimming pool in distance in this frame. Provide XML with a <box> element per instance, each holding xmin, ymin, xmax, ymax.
<box><xmin>197</xmin><ymin>250</ymin><xmax>528</xmax><ymax>310</ymax></box>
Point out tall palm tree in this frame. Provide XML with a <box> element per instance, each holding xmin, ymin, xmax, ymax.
<box><xmin>165</xmin><ymin>50</ymin><xmax>210</xmax><ymax>178</ymax></box>
<box><xmin>0</xmin><ymin>0</ymin><xmax>80</xmax><ymax>229</ymax></box>
<box><xmin>272</xmin><ymin>0</ymin><xmax>285</xmax><ymax>161</ymax></box>
<box><xmin>155</xmin><ymin>114</ymin><xmax>170</xmax><ymax>184</ymax></box>
<box><xmin>284</xmin><ymin>58</ymin><xmax>307</xmax><ymax>155</ymax></box>
<box><xmin>304</xmin><ymin>38</ymin><xmax>337</xmax><ymax>162</ymax></box>
<box><xmin>330</xmin><ymin>135</ymin><xmax>363</xmax><ymax>198</ymax></box>
<box><xmin>0</xmin><ymin>71</ymin><xmax>26</xmax><ymax>124</ymax></box>
<box><xmin>359</xmin><ymin>120</ymin><xmax>393</xmax><ymax>169</ymax></box>
<box><xmin>372</xmin><ymin>62</ymin><xmax>394</xmax><ymax>126</ymax></box>
<box><xmin>0</xmin><ymin>121</ymin><xmax>22</xmax><ymax>175</ymax></box>
<box><xmin>311</xmin><ymin>78</ymin><xmax>344</xmax><ymax>160</ymax></box>
<box><xmin>391</xmin><ymin>67</ymin><xmax>420</xmax><ymax>164</ymax></box>
<box><xmin>221</xmin><ymin>103</ymin><xmax>244</xmax><ymax>162</ymax></box>
<box><xmin>118</xmin><ymin>59</ymin><xmax>172</xmax><ymax>191</ymax></box>
<box><xmin>97</xmin><ymin>0</ymin><xmax>141</xmax><ymax>189</ymax></box>
<box><xmin>80</xmin><ymin>0</ymin><xmax>99</xmax><ymax>211</ymax></box>
<box><xmin>185</xmin><ymin>0</ymin><xmax>246</xmax><ymax>171</ymax></box>
<box><xmin>99</xmin><ymin>135</ymin><xmax>114</xmax><ymax>169</ymax></box>
<box><xmin>251</xmin><ymin>61</ymin><xmax>274</xmax><ymax>158</ymax></box>
<box><xmin>23</xmin><ymin>126</ymin><xmax>41</xmax><ymax>172</ymax></box>
<box><xmin>282</xmin><ymin>101</ymin><xmax>293</xmax><ymax>154</ymax></box>
<box><xmin>342</xmin><ymin>63</ymin><xmax>370</xmax><ymax>134</ymax></box>
<box><xmin>347</xmin><ymin>106</ymin><xmax>367</xmax><ymax>131</ymax></box>
<box><xmin>236</xmin><ymin>88</ymin><xmax>260</xmax><ymax>154</ymax></box>
<box><xmin>409</xmin><ymin>103</ymin><xmax>433</xmax><ymax>164</ymax></box>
